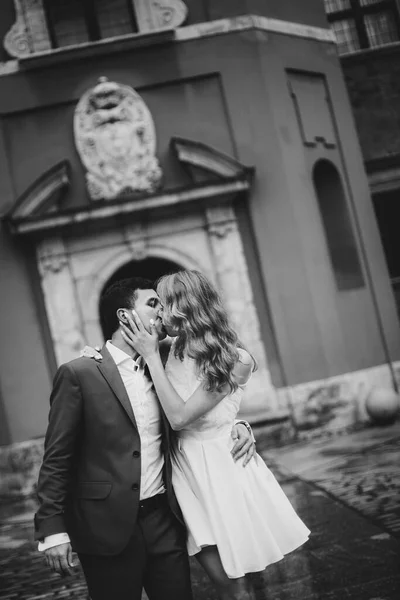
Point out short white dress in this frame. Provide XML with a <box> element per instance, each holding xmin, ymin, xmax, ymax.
<box><xmin>165</xmin><ymin>342</ymin><xmax>310</xmax><ymax>579</ymax></box>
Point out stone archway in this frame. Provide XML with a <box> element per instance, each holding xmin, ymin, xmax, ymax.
<box><xmin>35</xmin><ymin>204</ymin><xmax>280</xmax><ymax>420</ymax></box>
<box><xmin>99</xmin><ymin>256</ymin><xmax>181</xmax><ymax>340</ymax></box>
<box><xmin>104</xmin><ymin>256</ymin><xmax>180</xmax><ymax>287</ymax></box>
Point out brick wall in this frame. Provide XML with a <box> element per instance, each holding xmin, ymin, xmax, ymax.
<box><xmin>342</xmin><ymin>47</ymin><xmax>400</xmax><ymax>163</ymax></box>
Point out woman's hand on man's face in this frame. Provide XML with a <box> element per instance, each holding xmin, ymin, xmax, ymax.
<box><xmin>120</xmin><ymin>311</ymin><xmax>160</xmax><ymax>360</ymax></box>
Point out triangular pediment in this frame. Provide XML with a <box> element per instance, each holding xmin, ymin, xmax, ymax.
<box><xmin>6</xmin><ymin>161</ymin><xmax>71</xmax><ymax>220</ymax></box>
<box><xmin>171</xmin><ymin>137</ymin><xmax>254</xmax><ymax>182</ymax></box>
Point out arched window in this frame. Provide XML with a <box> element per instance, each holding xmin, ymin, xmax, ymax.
<box><xmin>313</xmin><ymin>159</ymin><xmax>364</xmax><ymax>290</ymax></box>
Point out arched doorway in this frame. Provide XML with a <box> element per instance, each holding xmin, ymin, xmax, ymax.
<box><xmin>103</xmin><ymin>257</ymin><xmax>181</xmax><ymax>289</ymax></box>
<box><xmin>99</xmin><ymin>257</ymin><xmax>182</xmax><ymax>340</ymax></box>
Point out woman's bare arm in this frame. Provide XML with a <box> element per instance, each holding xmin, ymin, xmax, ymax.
<box><xmin>120</xmin><ymin>314</ymin><xmax>247</xmax><ymax>430</ymax></box>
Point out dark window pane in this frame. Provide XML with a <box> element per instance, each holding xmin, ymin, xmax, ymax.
<box><xmin>96</xmin><ymin>0</ymin><xmax>137</xmax><ymax>39</ymax></box>
<box><xmin>45</xmin><ymin>0</ymin><xmax>90</xmax><ymax>48</ymax></box>
<box><xmin>324</xmin><ymin>0</ymin><xmax>351</xmax><ymax>14</ymax></box>
<box><xmin>372</xmin><ymin>190</ymin><xmax>400</xmax><ymax>278</ymax></box>
<box><xmin>332</xmin><ymin>19</ymin><xmax>361</xmax><ymax>53</ymax></box>
<box><xmin>360</xmin><ymin>0</ymin><xmax>386</xmax><ymax>6</ymax></box>
<box><xmin>313</xmin><ymin>160</ymin><xmax>364</xmax><ymax>290</ymax></box>
<box><xmin>364</xmin><ymin>11</ymin><xmax>399</xmax><ymax>46</ymax></box>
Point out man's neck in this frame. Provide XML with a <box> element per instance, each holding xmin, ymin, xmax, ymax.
<box><xmin>110</xmin><ymin>331</ymin><xmax>140</xmax><ymax>361</ymax></box>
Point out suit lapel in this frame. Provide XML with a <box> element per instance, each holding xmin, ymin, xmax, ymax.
<box><xmin>97</xmin><ymin>345</ymin><xmax>138</xmax><ymax>431</ymax></box>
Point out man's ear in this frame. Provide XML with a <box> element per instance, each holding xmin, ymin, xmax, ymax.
<box><xmin>116</xmin><ymin>308</ymin><xmax>129</xmax><ymax>324</ymax></box>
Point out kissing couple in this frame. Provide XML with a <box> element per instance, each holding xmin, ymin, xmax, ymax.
<box><xmin>35</xmin><ymin>269</ymin><xmax>309</xmax><ymax>600</ymax></box>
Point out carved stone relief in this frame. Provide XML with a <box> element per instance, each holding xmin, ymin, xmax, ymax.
<box><xmin>134</xmin><ymin>0</ymin><xmax>188</xmax><ymax>33</ymax></box>
<box><xmin>124</xmin><ymin>223</ymin><xmax>148</xmax><ymax>261</ymax></box>
<box><xmin>3</xmin><ymin>0</ymin><xmax>51</xmax><ymax>58</ymax></box>
<box><xmin>4</xmin><ymin>0</ymin><xmax>187</xmax><ymax>59</ymax></box>
<box><xmin>74</xmin><ymin>78</ymin><xmax>163</xmax><ymax>200</ymax></box>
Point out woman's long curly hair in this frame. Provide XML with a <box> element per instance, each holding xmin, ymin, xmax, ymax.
<box><xmin>156</xmin><ymin>270</ymin><xmax>255</xmax><ymax>394</ymax></box>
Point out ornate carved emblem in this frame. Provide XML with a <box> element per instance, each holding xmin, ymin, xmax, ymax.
<box><xmin>74</xmin><ymin>77</ymin><xmax>163</xmax><ymax>201</ymax></box>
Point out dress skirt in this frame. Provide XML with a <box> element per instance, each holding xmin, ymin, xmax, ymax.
<box><xmin>171</xmin><ymin>428</ymin><xmax>310</xmax><ymax>579</ymax></box>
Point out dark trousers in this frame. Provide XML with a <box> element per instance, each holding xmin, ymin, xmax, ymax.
<box><xmin>78</xmin><ymin>497</ymin><xmax>193</xmax><ymax>600</ymax></box>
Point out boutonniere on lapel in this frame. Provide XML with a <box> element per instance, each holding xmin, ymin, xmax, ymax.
<box><xmin>80</xmin><ymin>346</ymin><xmax>103</xmax><ymax>361</ymax></box>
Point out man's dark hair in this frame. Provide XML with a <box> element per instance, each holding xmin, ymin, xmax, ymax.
<box><xmin>99</xmin><ymin>277</ymin><xmax>154</xmax><ymax>340</ymax></box>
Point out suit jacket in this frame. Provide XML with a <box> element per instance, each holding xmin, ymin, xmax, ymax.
<box><xmin>34</xmin><ymin>345</ymin><xmax>183</xmax><ymax>556</ymax></box>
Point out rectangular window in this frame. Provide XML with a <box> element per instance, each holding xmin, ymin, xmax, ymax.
<box><xmin>96</xmin><ymin>0</ymin><xmax>138</xmax><ymax>39</ymax></box>
<box><xmin>323</xmin><ymin>0</ymin><xmax>400</xmax><ymax>54</ymax></box>
<box><xmin>44</xmin><ymin>0</ymin><xmax>138</xmax><ymax>49</ymax></box>
<box><xmin>45</xmin><ymin>0</ymin><xmax>90</xmax><ymax>48</ymax></box>
<box><xmin>331</xmin><ymin>18</ymin><xmax>361</xmax><ymax>53</ymax></box>
<box><xmin>364</xmin><ymin>11</ymin><xmax>399</xmax><ymax>47</ymax></box>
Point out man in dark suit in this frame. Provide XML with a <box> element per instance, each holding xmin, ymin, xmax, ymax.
<box><xmin>35</xmin><ymin>277</ymin><xmax>255</xmax><ymax>600</ymax></box>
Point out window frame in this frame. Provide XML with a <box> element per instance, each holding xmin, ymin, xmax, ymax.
<box><xmin>42</xmin><ymin>0</ymin><xmax>139</xmax><ymax>49</ymax></box>
<box><xmin>326</xmin><ymin>0</ymin><xmax>400</xmax><ymax>52</ymax></box>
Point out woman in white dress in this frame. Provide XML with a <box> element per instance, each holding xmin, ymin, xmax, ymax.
<box><xmin>120</xmin><ymin>270</ymin><xmax>310</xmax><ymax>600</ymax></box>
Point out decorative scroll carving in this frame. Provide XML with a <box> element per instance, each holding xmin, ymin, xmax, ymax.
<box><xmin>208</xmin><ymin>221</ymin><xmax>235</xmax><ymax>239</ymax></box>
<box><xmin>37</xmin><ymin>237</ymin><xmax>68</xmax><ymax>275</ymax></box>
<box><xmin>207</xmin><ymin>205</ymin><xmax>235</xmax><ymax>239</ymax></box>
<box><xmin>3</xmin><ymin>0</ymin><xmax>32</xmax><ymax>58</ymax></box>
<box><xmin>3</xmin><ymin>0</ymin><xmax>51</xmax><ymax>58</ymax></box>
<box><xmin>74</xmin><ymin>77</ymin><xmax>163</xmax><ymax>201</ymax></box>
<box><xmin>134</xmin><ymin>0</ymin><xmax>188</xmax><ymax>33</ymax></box>
<box><xmin>124</xmin><ymin>223</ymin><xmax>148</xmax><ymax>261</ymax></box>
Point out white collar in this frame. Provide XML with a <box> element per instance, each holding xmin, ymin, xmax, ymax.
<box><xmin>106</xmin><ymin>340</ymin><xmax>143</xmax><ymax>369</ymax></box>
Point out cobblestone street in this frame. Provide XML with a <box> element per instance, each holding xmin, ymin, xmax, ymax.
<box><xmin>1</xmin><ymin>422</ymin><xmax>399</xmax><ymax>600</ymax></box>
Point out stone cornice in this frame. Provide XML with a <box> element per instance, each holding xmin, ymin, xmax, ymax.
<box><xmin>6</xmin><ymin>178</ymin><xmax>251</xmax><ymax>235</ymax></box>
<box><xmin>0</xmin><ymin>15</ymin><xmax>335</xmax><ymax>75</ymax></box>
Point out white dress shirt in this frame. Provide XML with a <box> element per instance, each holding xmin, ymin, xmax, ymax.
<box><xmin>39</xmin><ymin>341</ymin><xmax>165</xmax><ymax>551</ymax></box>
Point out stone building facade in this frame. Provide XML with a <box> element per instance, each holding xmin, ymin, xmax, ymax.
<box><xmin>0</xmin><ymin>1</ymin><xmax>399</xmax><ymax>488</ymax></box>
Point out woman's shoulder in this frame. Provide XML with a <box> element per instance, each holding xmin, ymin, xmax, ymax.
<box><xmin>233</xmin><ymin>348</ymin><xmax>254</xmax><ymax>386</ymax></box>
<box><xmin>237</xmin><ymin>348</ymin><xmax>253</xmax><ymax>366</ymax></box>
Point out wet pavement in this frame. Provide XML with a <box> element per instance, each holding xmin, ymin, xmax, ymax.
<box><xmin>1</xmin><ymin>422</ymin><xmax>400</xmax><ymax>600</ymax></box>
<box><xmin>259</xmin><ymin>420</ymin><xmax>400</xmax><ymax>538</ymax></box>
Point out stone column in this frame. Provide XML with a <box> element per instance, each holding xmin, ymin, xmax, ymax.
<box><xmin>37</xmin><ymin>237</ymin><xmax>85</xmax><ymax>366</ymax></box>
<box><xmin>206</xmin><ymin>205</ymin><xmax>280</xmax><ymax>419</ymax></box>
